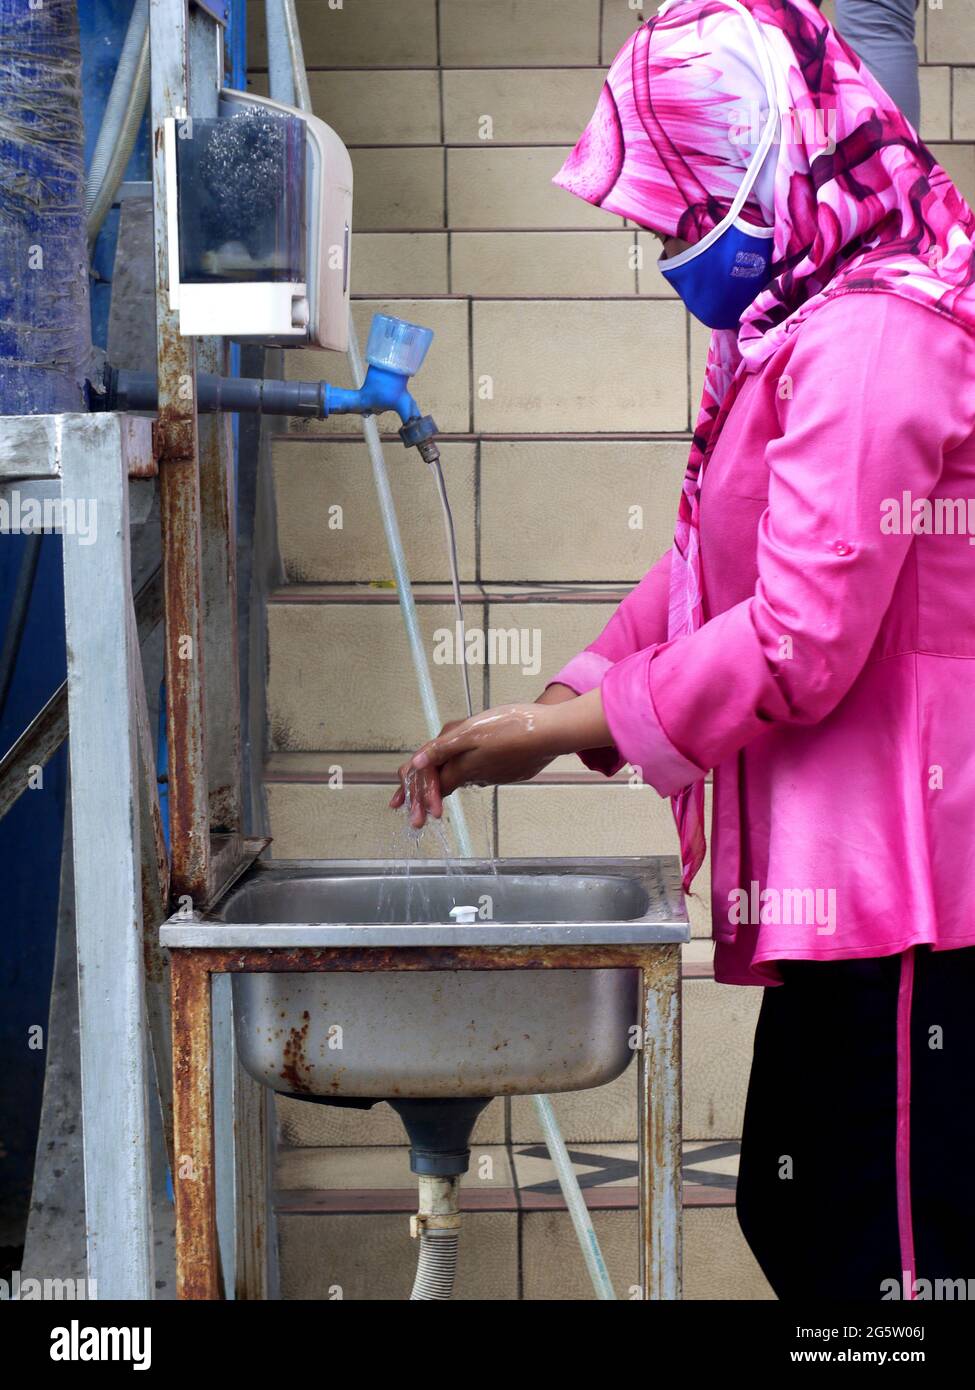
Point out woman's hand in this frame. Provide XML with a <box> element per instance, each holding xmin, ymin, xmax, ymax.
<box><xmin>389</xmin><ymin>687</ymin><xmax>611</xmax><ymax>827</ymax></box>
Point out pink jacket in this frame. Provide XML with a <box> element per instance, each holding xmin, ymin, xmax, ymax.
<box><xmin>549</xmin><ymin>293</ymin><xmax>975</xmax><ymax>985</ymax></box>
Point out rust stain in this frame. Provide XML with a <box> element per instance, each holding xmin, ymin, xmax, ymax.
<box><xmin>280</xmin><ymin>1010</ymin><xmax>313</xmax><ymax>1093</ymax></box>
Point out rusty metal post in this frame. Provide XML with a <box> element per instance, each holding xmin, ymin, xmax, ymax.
<box><xmin>171</xmin><ymin>950</ymin><xmax>221</xmax><ymax>1299</ymax></box>
<box><xmin>149</xmin><ymin>0</ymin><xmax>210</xmax><ymax>904</ymax></box>
<box><xmin>638</xmin><ymin>944</ymin><xmax>683</xmax><ymax>1300</ymax></box>
<box><xmin>197</xmin><ymin>350</ymin><xmax>242</xmax><ymax>835</ymax></box>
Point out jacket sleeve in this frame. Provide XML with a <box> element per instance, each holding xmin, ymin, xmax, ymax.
<box><xmin>597</xmin><ymin>293</ymin><xmax>970</xmax><ymax>796</ymax></box>
<box><xmin>543</xmin><ymin>546</ymin><xmax>672</xmax><ymax>776</ymax></box>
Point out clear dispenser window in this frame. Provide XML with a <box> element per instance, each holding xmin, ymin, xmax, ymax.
<box><xmin>175</xmin><ymin>109</ymin><xmax>306</xmax><ymax>284</ymax></box>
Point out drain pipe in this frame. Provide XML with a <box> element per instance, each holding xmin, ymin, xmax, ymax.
<box><xmin>410</xmin><ymin>1177</ymin><xmax>461</xmax><ymax>1300</ymax></box>
<box><xmin>388</xmin><ymin>1097</ymin><xmax>489</xmax><ymax>1301</ymax></box>
<box><xmin>276</xmin><ymin>4</ymin><xmax>616</xmax><ymax>1302</ymax></box>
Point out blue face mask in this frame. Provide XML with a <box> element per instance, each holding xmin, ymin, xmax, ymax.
<box><xmin>659</xmin><ymin>218</ymin><xmax>774</xmax><ymax>330</ymax></box>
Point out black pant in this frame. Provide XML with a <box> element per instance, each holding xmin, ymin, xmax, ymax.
<box><xmin>735</xmin><ymin>946</ymin><xmax>975</xmax><ymax>1300</ymax></box>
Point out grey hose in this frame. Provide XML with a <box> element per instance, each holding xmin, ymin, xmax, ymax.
<box><xmin>409</xmin><ymin>1230</ymin><xmax>461</xmax><ymax>1301</ymax></box>
<box><xmin>86</xmin><ymin>0</ymin><xmax>150</xmax><ymax>245</ymax></box>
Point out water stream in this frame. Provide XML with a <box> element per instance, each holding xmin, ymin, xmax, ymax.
<box><xmin>377</xmin><ymin>448</ymin><xmax>502</xmax><ymax>925</ymax></box>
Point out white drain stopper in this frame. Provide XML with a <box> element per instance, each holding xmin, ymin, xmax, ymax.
<box><xmin>449</xmin><ymin>905</ymin><xmax>478</xmax><ymax>924</ymax></box>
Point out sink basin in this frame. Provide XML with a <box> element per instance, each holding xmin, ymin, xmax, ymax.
<box><xmin>173</xmin><ymin>857</ymin><xmax>687</xmax><ymax>1100</ymax></box>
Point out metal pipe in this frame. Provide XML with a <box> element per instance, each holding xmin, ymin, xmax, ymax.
<box><xmin>265</xmin><ymin>0</ymin><xmax>295</xmax><ymax>106</ymax></box>
<box><xmin>85</xmin><ymin>0</ymin><xmax>150</xmax><ymax>246</ymax></box>
<box><xmin>280</xmin><ymin>0</ymin><xmax>311</xmax><ymax>113</ymax></box>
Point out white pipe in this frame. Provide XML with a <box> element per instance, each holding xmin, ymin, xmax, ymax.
<box><xmin>86</xmin><ymin>0</ymin><xmax>150</xmax><ymax>245</ymax></box>
<box><xmin>279</xmin><ymin>2</ymin><xmax>615</xmax><ymax>1302</ymax></box>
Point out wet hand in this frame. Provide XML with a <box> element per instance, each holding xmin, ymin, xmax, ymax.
<box><xmin>389</xmin><ymin>704</ymin><xmax>561</xmax><ymax>827</ymax></box>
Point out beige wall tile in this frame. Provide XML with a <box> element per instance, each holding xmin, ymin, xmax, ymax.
<box><xmin>265</xmin><ymin>780</ymin><xmax>494</xmax><ymax>858</ymax></box>
<box><xmin>350</xmin><ymin>232</ymin><xmax>448</xmax><ymax>295</ymax></box>
<box><xmin>285</xmin><ymin>297</ymin><xmax>470</xmax><ymax>436</ymax></box>
<box><xmin>685</xmin><ymin>1207</ymin><xmax>774</xmax><ymax>1300</ymax></box>
<box><xmin>919</xmin><ymin>65</ymin><xmax>951</xmax><ymax>140</ymax></box>
<box><xmin>636</xmin><ymin>231</ymin><xmax>679</xmax><ymax>296</ymax></box>
<box><xmin>927</xmin><ymin>5</ymin><xmax>975</xmax><ymax>64</ymax></box>
<box><xmin>521</xmin><ymin>1208</ymin><xmax>637</xmax><ymax>1298</ymax></box>
<box><xmin>512</xmin><ymin>1065</ymin><xmax>637</xmax><ymax>1144</ymax></box>
<box><xmin>496</xmin><ymin>780</ymin><xmax>679</xmax><ymax>856</ymax></box>
<box><xmin>601</xmin><ymin>0</ymin><xmax>649</xmax><ymax>64</ymax></box>
<box><xmin>278</xmin><ymin>1210</ymin><xmax>517</xmax><ymax>1299</ymax></box>
<box><xmin>683</xmin><ymin>977</ymin><xmax>760</xmax><ymax>1139</ymax></box>
<box><xmin>348</xmin><ymin>146</ymin><xmax>444</xmax><ymax>230</ymax></box>
<box><xmin>930</xmin><ymin>140</ymin><xmax>975</xmax><ymax>207</ymax></box>
<box><xmin>451</xmin><ymin>230</ymin><xmax>636</xmax><ymax>296</ymax></box>
<box><xmin>953</xmin><ymin>66</ymin><xmax>975</xmax><ymax>141</ymax></box>
<box><xmin>267</xmin><ymin>600</ymin><xmax>487</xmax><ymax>749</ymax></box>
<box><xmin>690</xmin><ymin>314</ymin><xmax>711</xmax><ymax>416</ymax></box>
<box><xmin>447</xmin><ymin>146</ymin><xmax>620</xmax><ymax>229</ymax></box>
<box><xmin>273</xmin><ymin>439</ymin><xmax>476</xmax><ymax>582</ymax></box>
<box><xmin>521</xmin><ymin>1206</ymin><xmax>772</xmax><ymax>1299</ymax></box>
<box><xmin>479</xmin><ymin>439</ymin><xmax>686</xmax><ymax>581</ymax></box>
<box><xmin>483</xmin><ymin>601</ymin><xmax>616</xmax><ymax>706</ymax></box>
<box><xmin>307</xmin><ymin>69</ymin><xmax>440</xmax><ymax>145</ymax></box>
<box><xmin>248</xmin><ymin>0</ymin><xmax>438</xmax><ymax>69</ymax></box>
<box><xmin>440</xmin><ymin>0</ymin><xmax>601</xmax><ymax>66</ymax></box>
<box><xmin>442</xmin><ymin>68</ymin><xmax>604</xmax><ymax>145</ymax></box>
<box><xmin>473</xmin><ymin>299</ymin><xmax>688</xmax><ymax>432</ymax></box>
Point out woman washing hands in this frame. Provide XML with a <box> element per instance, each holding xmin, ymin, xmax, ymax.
<box><xmin>389</xmin><ymin>684</ymin><xmax>602</xmax><ymax>828</ymax></box>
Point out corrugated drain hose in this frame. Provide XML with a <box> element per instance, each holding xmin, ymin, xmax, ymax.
<box><xmin>409</xmin><ymin>1174</ymin><xmax>461</xmax><ymax>1301</ymax></box>
<box><xmin>410</xmin><ymin>1229</ymin><xmax>461</xmax><ymax>1301</ymax></box>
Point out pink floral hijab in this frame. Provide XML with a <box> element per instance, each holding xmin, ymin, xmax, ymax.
<box><xmin>554</xmin><ymin>0</ymin><xmax>975</xmax><ymax>889</ymax></box>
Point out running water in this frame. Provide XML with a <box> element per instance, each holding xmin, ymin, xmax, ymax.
<box><xmin>377</xmin><ymin>782</ymin><xmax>500</xmax><ymax>925</ymax></box>
<box><xmin>375</xmin><ymin>451</ymin><xmax>502</xmax><ymax>925</ymax></box>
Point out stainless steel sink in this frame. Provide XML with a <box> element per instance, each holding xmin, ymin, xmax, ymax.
<box><xmin>181</xmin><ymin>857</ymin><xmax>687</xmax><ymax>1100</ymax></box>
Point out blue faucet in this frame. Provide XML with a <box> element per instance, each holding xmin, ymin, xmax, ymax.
<box><xmin>99</xmin><ymin>313</ymin><xmax>441</xmax><ymax>458</ymax></box>
<box><xmin>323</xmin><ymin>313</ymin><xmax>435</xmax><ymax>442</ymax></box>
